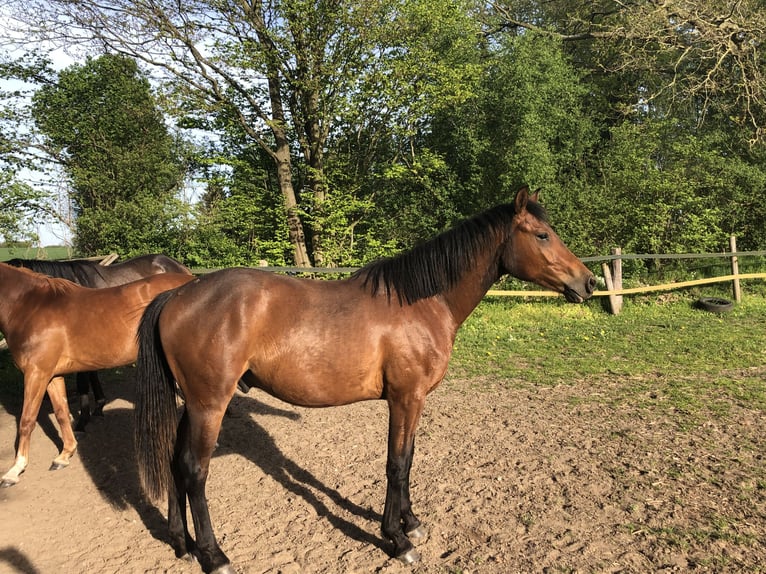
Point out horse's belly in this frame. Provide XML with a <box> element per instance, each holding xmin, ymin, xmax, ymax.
<box><xmin>249</xmin><ymin>368</ymin><xmax>383</xmax><ymax>408</ymax></box>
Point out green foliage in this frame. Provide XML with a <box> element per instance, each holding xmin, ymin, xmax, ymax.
<box><xmin>31</xmin><ymin>54</ymin><xmax>188</xmax><ymax>256</ymax></box>
<box><xmin>592</xmin><ymin>120</ymin><xmax>732</xmax><ymax>256</ymax></box>
<box><xmin>187</xmin><ymin>152</ymin><xmax>293</xmax><ymax>267</ymax></box>
<box><xmin>485</xmin><ymin>33</ymin><xmax>596</xmax><ymax>194</ymax></box>
<box><xmin>358</xmin><ymin>149</ymin><xmax>463</xmax><ymax>258</ymax></box>
<box><xmin>0</xmin><ymin>173</ymin><xmax>47</xmax><ymax>243</ymax></box>
<box><xmin>4</xmin><ymin>0</ymin><xmax>766</xmax><ymax>267</ymax></box>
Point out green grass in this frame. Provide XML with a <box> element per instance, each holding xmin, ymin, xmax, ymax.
<box><xmin>449</xmin><ymin>290</ymin><xmax>766</xmax><ymax>422</ymax></box>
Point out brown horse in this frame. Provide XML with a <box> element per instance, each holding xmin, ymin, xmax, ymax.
<box><xmin>5</xmin><ymin>253</ymin><xmax>191</xmax><ymax>287</ymax></box>
<box><xmin>0</xmin><ymin>264</ymin><xmax>195</xmax><ymax>487</ymax></box>
<box><xmin>6</xmin><ymin>254</ymin><xmax>192</xmax><ymax>430</ymax></box>
<box><xmin>134</xmin><ymin>188</ymin><xmax>596</xmax><ymax>574</ymax></box>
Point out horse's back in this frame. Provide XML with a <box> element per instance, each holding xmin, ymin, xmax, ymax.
<box><xmin>100</xmin><ymin>254</ymin><xmax>192</xmax><ymax>284</ymax></box>
<box><xmin>78</xmin><ymin>271</ymin><xmax>195</xmax><ymax>310</ymax></box>
<box><xmin>37</xmin><ymin>273</ymin><xmax>195</xmax><ymax>372</ymax></box>
<box><xmin>116</xmin><ymin>254</ymin><xmax>192</xmax><ymax>276</ymax></box>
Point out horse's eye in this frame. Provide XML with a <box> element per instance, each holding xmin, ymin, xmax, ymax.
<box><xmin>537</xmin><ymin>233</ymin><xmax>549</xmax><ymax>241</ymax></box>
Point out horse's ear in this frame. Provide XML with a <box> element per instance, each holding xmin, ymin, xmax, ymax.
<box><xmin>514</xmin><ymin>186</ymin><xmax>529</xmax><ymax>213</ymax></box>
<box><xmin>530</xmin><ymin>188</ymin><xmax>541</xmax><ymax>203</ymax></box>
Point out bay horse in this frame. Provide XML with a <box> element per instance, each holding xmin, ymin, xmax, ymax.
<box><xmin>0</xmin><ymin>263</ymin><xmax>195</xmax><ymax>487</ymax></box>
<box><xmin>5</xmin><ymin>254</ymin><xmax>192</xmax><ymax>430</ymax></box>
<box><xmin>134</xmin><ymin>188</ymin><xmax>596</xmax><ymax>574</ymax></box>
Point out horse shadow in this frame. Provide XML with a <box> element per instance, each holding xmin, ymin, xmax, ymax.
<box><xmin>70</xmin><ymin>369</ymin><xmax>386</xmax><ymax>554</ymax></box>
<box><xmin>215</xmin><ymin>392</ymin><xmax>385</xmax><ymax>549</ymax></box>
<box><xmin>0</xmin><ymin>546</ymin><xmax>40</xmax><ymax>574</ymax></box>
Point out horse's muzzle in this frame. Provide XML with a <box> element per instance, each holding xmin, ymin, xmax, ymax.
<box><xmin>563</xmin><ymin>275</ymin><xmax>596</xmax><ymax>303</ymax></box>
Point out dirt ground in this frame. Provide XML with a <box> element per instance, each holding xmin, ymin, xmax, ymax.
<box><xmin>0</xmin><ymin>368</ymin><xmax>764</xmax><ymax>574</ymax></box>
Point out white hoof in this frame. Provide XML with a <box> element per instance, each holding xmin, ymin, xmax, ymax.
<box><xmin>407</xmin><ymin>525</ymin><xmax>429</xmax><ymax>544</ymax></box>
<box><xmin>396</xmin><ymin>547</ymin><xmax>421</xmax><ymax>565</ymax></box>
<box><xmin>0</xmin><ymin>476</ymin><xmax>19</xmax><ymax>488</ymax></box>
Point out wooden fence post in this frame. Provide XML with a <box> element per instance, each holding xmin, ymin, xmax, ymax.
<box><xmin>730</xmin><ymin>236</ymin><xmax>741</xmax><ymax>303</ymax></box>
<box><xmin>610</xmin><ymin>247</ymin><xmax>623</xmax><ymax>314</ymax></box>
<box><xmin>601</xmin><ymin>262</ymin><xmax>619</xmax><ymax>315</ymax></box>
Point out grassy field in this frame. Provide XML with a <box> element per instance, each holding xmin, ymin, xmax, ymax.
<box><xmin>0</xmin><ymin>246</ymin><xmax>73</xmax><ymax>262</ymax></box>
<box><xmin>448</xmin><ymin>287</ymin><xmax>766</xmax><ymax>427</ymax></box>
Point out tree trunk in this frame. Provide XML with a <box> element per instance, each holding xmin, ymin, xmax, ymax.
<box><xmin>257</xmin><ymin>15</ymin><xmax>312</xmax><ymax>269</ymax></box>
<box><xmin>274</xmin><ymin>142</ymin><xmax>311</xmax><ymax>268</ymax></box>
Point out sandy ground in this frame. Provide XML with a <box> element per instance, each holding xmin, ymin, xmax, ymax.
<box><xmin>0</xmin><ymin>367</ymin><xmax>764</xmax><ymax>574</ymax></box>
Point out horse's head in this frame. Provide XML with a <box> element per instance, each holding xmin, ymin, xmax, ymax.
<box><xmin>501</xmin><ymin>187</ymin><xmax>596</xmax><ymax>303</ymax></box>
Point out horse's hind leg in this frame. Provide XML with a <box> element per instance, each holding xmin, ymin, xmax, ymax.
<box><xmin>74</xmin><ymin>372</ymin><xmax>91</xmax><ymax>432</ymax></box>
<box><xmin>167</xmin><ymin>410</ymin><xmax>197</xmax><ymax>561</ymax></box>
<box><xmin>47</xmin><ymin>376</ymin><xmax>78</xmax><ymax>470</ymax></box>
<box><xmin>173</xmin><ymin>406</ymin><xmax>233</xmax><ymax>573</ymax></box>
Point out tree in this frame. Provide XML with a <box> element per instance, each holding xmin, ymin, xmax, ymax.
<box><xmin>6</xmin><ymin>0</ymin><xmax>481</xmax><ymax>266</ymax></box>
<box><xmin>491</xmin><ymin>0</ymin><xmax>766</xmax><ymax>146</ymax></box>
<box><xmin>30</xmin><ymin>54</ymin><xmax>188</xmax><ymax>256</ymax></box>
<box><xmin>186</xmin><ymin>143</ymin><xmax>293</xmax><ymax>267</ymax></box>
<box><xmin>0</xmin><ymin>51</ymin><xmax>67</xmax><ymax>243</ymax></box>
<box><xmin>0</xmin><ymin>173</ymin><xmax>48</xmax><ymax>244</ymax></box>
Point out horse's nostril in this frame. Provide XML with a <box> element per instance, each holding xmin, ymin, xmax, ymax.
<box><xmin>587</xmin><ymin>275</ymin><xmax>596</xmax><ymax>294</ymax></box>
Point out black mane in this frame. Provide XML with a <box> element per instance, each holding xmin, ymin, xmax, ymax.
<box><xmin>6</xmin><ymin>258</ymin><xmax>99</xmax><ymax>285</ymax></box>
<box><xmin>352</xmin><ymin>201</ymin><xmax>548</xmax><ymax>305</ymax></box>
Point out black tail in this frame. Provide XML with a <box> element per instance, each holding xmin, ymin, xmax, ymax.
<box><xmin>134</xmin><ymin>290</ymin><xmax>178</xmax><ymax>501</ymax></box>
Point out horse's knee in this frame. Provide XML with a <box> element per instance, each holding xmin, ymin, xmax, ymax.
<box><xmin>18</xmin><ymin>418</ymin><xmax>37</xmax><ymax>437</ymax></box>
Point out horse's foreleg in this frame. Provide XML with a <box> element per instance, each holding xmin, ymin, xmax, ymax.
<box><xmin>46</xmin><ymin>376</ymin><xmax>78</xmax><ymax>470</ymax></box>
<box><xmin>1</xmin><ymin>371</ymin><xmax>50</xmax><ymax>487</ymax></box>
<box><xmin>401</xmin><ymin>439</ymin><xmax>428</xmax><ymax>542</ymax></box>
<box><xmin>382</xmin><ymin>397</ymin><xmax>426</xmax><ymax>564</ymax></box>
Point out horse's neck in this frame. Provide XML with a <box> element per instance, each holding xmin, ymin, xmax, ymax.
<box><xmin>441</xmin><ymin>248</ymin><xmax>502</xmax><ymax>326</ymax></box>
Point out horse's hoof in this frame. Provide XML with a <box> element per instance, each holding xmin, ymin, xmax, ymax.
<box><xmin>407</xmin><ymin>525</ymin><xmax>429</xmax><ymax>544</ymax></box>
<box><xmin>211</xmin><ymin>564</ymin><xmax>237</xmax><ymax>574</ymax></box>
<box><xmin>0</xmin><ymin>478</ymin><xmax>18</xmax><ymax>488</ymax></box>
<box><xmin>180</xmin><ymin>553</ymin><xmax>198</xmax><ymax>563</ymax></box>
<box><xmin>49</xmin><ymin>460</ymin><xmax>69</xmax><ymax>471</ymax></box>
<box><xmin>396</xmin><ymin>547</ymin><xmax>421</xmax><ymax>565</ymax></box>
